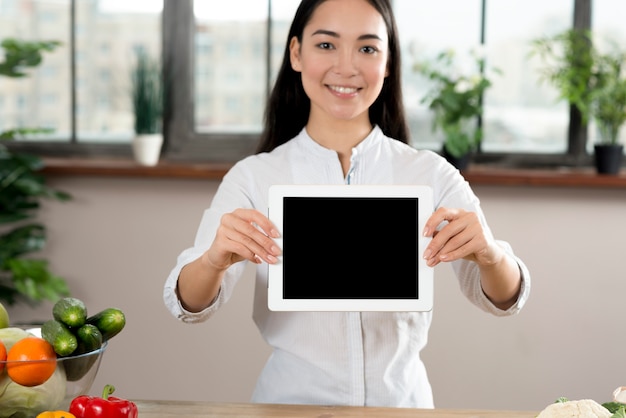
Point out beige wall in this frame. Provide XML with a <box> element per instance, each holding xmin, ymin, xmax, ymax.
<box><xmin>8</xmin><ymin>175</ymin><xmax>626</xmax><ymax>411</ymax></box>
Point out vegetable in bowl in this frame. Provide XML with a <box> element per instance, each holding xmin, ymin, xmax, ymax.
<box><xmin>0</xmin><ymin>327</ymin><xmax>107</xmax><ymax>418</ymax></box>
<box><xmin>0</xmin><ymin>328</ymin><xmax>66</xmax><ymax>418</ymax></box>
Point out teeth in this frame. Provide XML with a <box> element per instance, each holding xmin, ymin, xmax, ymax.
<box><xmin>329</xmin><ymin>85</ymin><xmax>358</xmax><ymax>94</ymax></box>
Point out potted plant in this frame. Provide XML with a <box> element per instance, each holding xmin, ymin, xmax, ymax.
<box><xmin>0</xmin><ymin>38</ymin><xmax>72</xmax><ymax>307</ymax></box>
<box><xmin>131</xmin><ymin>48</ymin><xmax>164</xmax><ymax>166</ymax></box>
<box><xmin>590</xmin><ymin>51</ymin><xmax>626</xmax><ymax>174</ymax></box>
<box><xmin>415</xmin><ymin>48</ymin><xmax>498</xmax><ymax>170</ymax></box>
<box><xmin>531</xmin><ymin>29</ymin><xmax>625</xmax><ymax>174</ymax></box>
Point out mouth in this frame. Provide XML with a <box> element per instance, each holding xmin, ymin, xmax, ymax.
<box><xmin>327</xmin><ymin>85</ymin><xmax>359</xmax><ymax>95</ymax></box>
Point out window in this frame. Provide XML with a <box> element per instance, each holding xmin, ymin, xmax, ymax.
<box><xmin>164</xmin><ymin>0</ymin><xmax>299</xmax><ymax>162</ymax></box>
<box><xmin>1</xmin><ymin>0</ymin><xmax>161</xmax><ymax>154</ymax></box>
<box><xmin>3</xmin><ymin>0</ymin><xmax>621</xmax><ymax>167</ymax></box>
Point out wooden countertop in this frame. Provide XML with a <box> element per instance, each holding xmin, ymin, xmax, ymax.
<box><xmin>133</xmin><ymin>400</ymin><xmax>538</xmax><ymax>418</ymax></box>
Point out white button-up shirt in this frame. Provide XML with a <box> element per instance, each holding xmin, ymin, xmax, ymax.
<box><xmin>163</xmin><ymin>125</ymin><xmax>531</xmax><ymax>408</ymax></box>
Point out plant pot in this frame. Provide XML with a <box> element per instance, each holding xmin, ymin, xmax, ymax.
<box><xmin>132</xmin><ymin>133</ymin><xmax>163</xmax><ymax>166</ymax></box>
<box><xmin>594</xmin><ymin>144</ymin><xmax>624</xmax><ymax>175</ymax></box>
<box><xmin>442</xmin><ymin>148</ymin><xmax>471</xmax><ymax>171</ymax></box>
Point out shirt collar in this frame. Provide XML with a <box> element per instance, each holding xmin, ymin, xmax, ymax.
<box><xmin>297</xmin><ymin>125</ymin><xmax>383</xmax><ymax>157</ymax></box>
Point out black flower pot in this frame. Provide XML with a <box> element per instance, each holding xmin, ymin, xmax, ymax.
<box><xmin>594</xmin><ymin>144</ymin><xmax>624</xmax><ymax>175</ymax></box>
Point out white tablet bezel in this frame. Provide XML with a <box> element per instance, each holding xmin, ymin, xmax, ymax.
<box><xmin>267</xmin><ymin>184</ymin><xmax>434</xmax><ymax>312</ymax></box>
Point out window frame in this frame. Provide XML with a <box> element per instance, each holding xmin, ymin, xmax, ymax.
<box><xmin>162</xmin><ymin>0</ymin><xmax>263</xmax><ymax>163</ymax></box>
<box><xmin>5</xmin><ymin>0</ymin><xmax>599</xmax><ymax>169</ymax></box>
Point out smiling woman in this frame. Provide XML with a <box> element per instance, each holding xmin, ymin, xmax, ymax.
<box><xmin>164</xmin><ymin>0</ymin><xmax>531</xmax><ymax>410</ymax></box>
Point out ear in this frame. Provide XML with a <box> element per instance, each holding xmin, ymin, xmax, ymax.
<box><xmin>289</xmin><ymin>36</ymin><xmax>302</xmax><ymax>72</ymax></box>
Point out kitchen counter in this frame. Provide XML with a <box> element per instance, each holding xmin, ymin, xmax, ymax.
<box><xmin>133</xmin><ymin>400</ymin><xmax>538</xmax><ymax>417</ymax></box>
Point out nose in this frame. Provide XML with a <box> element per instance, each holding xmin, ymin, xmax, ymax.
<box><xmin>333</xmin><ymin>49</ymin><xmax>358</xmax><ymax>76</ymax></box>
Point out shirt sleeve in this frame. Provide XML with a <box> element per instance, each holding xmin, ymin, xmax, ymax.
<box><xmin>433</xmin><ymin>164</ymin><xmax>531</xmax><ymax>316</ymax></box>
<box><xmin>163</xmin><ymin>163</ymin><xmax>256</xmax><ymax>323</ymax></box>
<box><xmin>453</xmin><ymin>240</ymin><xmax>531</xmax><ymax>316</ymax></box>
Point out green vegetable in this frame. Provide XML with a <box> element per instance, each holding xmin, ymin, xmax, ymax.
<box><xmin>0</xmin><ymin>327</ymin><xmax>66</xmax><ymax>418</ymax></box>
<box><xmin>41</xmin><ymin>319</ymin><xmax>78</xmax><ymax>356</ymax></box>
<box><xmin>603</xmin><ymin>402</ymin><xmax>626</xmax><ymax>418</ymax></box>
<box><xmin>75</xmin><ymin>323</ymin><xmax>103</xmax><ymax>352</ymax></box>
<box><xmin>53</xmin><ymin>297</ymin><xmax>87</xmax><ymax>328</ymax></box>
<box><xmin>86</xmin><ymin>308</ymin><xmax>126</xmax><ymax>341</ymax></box>
<box><xmin>64</xmin><ymin>324</ymin><xmax>103</xmax><ymax>382</ymax></box>
<box><xmin>613</xmin><ymin>408</ymin><xmax>626</xmax><ymax>418</ymax></box>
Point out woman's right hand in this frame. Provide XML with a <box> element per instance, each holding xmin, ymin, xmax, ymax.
<box><xmin>205</xmin><ymin>208</ymin><xmax>281</xmax><ymax>271</ymax></box>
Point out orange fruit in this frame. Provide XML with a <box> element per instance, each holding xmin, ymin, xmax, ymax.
<box><xmin>6</xmin><ymin>336</ymin><xmax>57</xmax><ymax>387</ymax></box>
<box><xmin>0</xmin><ymin>340</ymin><xmax>6</xmax><ymax>373</ymax></box>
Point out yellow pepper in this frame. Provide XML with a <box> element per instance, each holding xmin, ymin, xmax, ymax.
<box><xmin>36</xmin><ymin>411</ymin><xmax>77</xmax><ymax>418</ymax></box>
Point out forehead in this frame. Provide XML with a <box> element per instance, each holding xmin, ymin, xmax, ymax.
<box><xmin>304</xmin><ymin>0</ymin><xmax>388</xmax><ymax>41</ymax></box>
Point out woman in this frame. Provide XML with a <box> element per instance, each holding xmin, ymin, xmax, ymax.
<box><xmin>164</xmin><ymin>0</ymin><xmax>530</xmax><ymax>408</ymax></box>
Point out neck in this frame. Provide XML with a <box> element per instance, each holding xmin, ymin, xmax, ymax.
<box><xmin>306</xmin><ymin>116</ymin><xmax>373</xmax><ymax>155</ymax></box>
<box><xmin>305</xmin><ymin>117</ymin><xmax>373</xmax><ymax>177</ymax></box>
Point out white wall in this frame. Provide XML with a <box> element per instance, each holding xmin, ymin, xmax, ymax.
<box><xmin>8</xmin><ymin>175</ymin><xmax>626</xmax><ymax>411</ymax></box>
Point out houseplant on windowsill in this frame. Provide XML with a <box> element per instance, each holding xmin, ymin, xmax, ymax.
<box><xmin>415</xmin><ymin>48</ymin><xmax>497</xmax><ymax>170</ymax></box>
<box><xmin>131</xmin><ymin>48</ymin><xmax>164</xmax><ymax>166</ymax></box>
<box><xmin>0</xmin><ymin>38</ymin><xmax>72</xmax><ymax>307</ymax></box>
<box><xmin>590</xmin><ymin>51</ymin><xmax>626</xmax><ymax>174</ymax></box>
<box><xmin>530</xmin><ymin>28</ymin><xmax>625</xmax><ymax>174</ymax></box>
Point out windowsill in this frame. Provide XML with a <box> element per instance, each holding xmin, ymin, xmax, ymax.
<box><xmin>41</xmin><ymin>157</ymin><xmax>626</xmax><ymax>189</ymax></box>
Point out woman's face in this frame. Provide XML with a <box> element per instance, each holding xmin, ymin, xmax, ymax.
<box><xmin>290</xmin><ymin>0</ymin><xmax>389</xmax><ymax>125</ymax></box>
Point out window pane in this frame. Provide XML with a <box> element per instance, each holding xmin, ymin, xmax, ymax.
<box><xmin>76</xmin><ymin>0</ymin><xmax>162</xmax><ymax>144</ymax></box>
<box><xmin>395</xmin><ymin>0</ymin><xmax>482</xmax><ymax>152</ymax></box>
<box><xmin>193</xmin><ymin>0</ymin><xmax>299</xmax><ymax>136</ymax></box>
<box><xmin>0</xmin><ymin>0</ymin><xmax>71</xmax><ymax>142</ymax></box>
<box><xmin>194</xmin><ymin>0</ymin><xmax>269</xmax><ymax>134</ymax></box>
<box><xmin>483</xmin><ymin>0</ymin><xmax>572</xmax><ymax>154</ymax></box>
<box><xmin>269</xmin><ymin>0</ymin><xmax>300</xmax><ymax>84</ymax></box>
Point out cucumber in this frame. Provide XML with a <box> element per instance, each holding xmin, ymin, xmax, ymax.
<box><xmin>86</xmin><ymin>308</ymin><xmax>126</xmax><ymax>341</ymax></box>
<box><xmin>75</xmin><ymin>323</ymin><xmax>103</xmax><ymax>353</ymax></box>
<box><xmin>53</xmin><ymin>297</ymin><xmax>87</xmax><ymax>328</ymax></box>
<box><xmin>64</xmin><ymin>324</ymin><xmax>103</xmax><ymax>382</ymax></box>
<box><xmin>41</xmin><ymin>319</ymin><xmax>78</xmax><ymax>356</ymax></box>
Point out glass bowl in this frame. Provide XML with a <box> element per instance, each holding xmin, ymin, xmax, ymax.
<box><xmin>0</xmin><ymin>327</ymin><xmax>107</xmax><ymax>418</ymax></box>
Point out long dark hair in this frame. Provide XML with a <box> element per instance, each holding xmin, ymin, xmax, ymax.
<box><xmin>256</xmin><ymin>0</ymin><xmax>410</xmax><ymax>153</ymax></box>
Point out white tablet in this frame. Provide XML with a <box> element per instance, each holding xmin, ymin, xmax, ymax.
<box><xmin>267</xmin><ymin>184</ymin><xmax>434</xmax><ymax>312</ymax></box>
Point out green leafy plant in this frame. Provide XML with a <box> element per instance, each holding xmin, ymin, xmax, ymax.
<box><xmin>415</xmin><ymin>48</ymin><xmax>498</xmax><ymax>158</ymax></box>
<box><xmin>531</xmin><ymin>29</ymin><xmax>596</xmax><ymax>123</ymax></box>
<box><xmin>131</xmin><ymin>49</ymin><xmax>163</xmax><ymax>135</ymax></box>
<box><xmin>0</xmin><ymin>38</ymin><xmax>72</xmax><ymax>306</ymax></box>
<box><xmin>591</xmin><ymin>51</ymin><xmax>626</xmax><ymax>145</ymax></box>
<box><xmin>531</xmin><ymin>29</ymin><xmax>626</xmax><ymax>145</ymax></box>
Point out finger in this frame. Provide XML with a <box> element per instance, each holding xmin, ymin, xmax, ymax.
<box><xmin>233</xmin><ymin>208</ymin><xmax>281</xmax><ymax>238</ymax></box>
<box><xmin>423</xmin><ymin>216</ymin><xmax>465</xmax><ymax>258</ymax></box>
<box><xmin>424</xmin><ymin>215</ymin><xmax>475</xmax><ymax>266</ymax></box>
<box><xmin>222</xmin><ymin>211</ymin><xmax>281</xmax><ymax>263</ymax></box>
<box><xmin>423</xmin><ymin>207</ymin><xmax>459</xmax><ymax>237</ymax></box>
<box><xmin>214</xmin><ymin>225</ymin><xmax>274</xmax><ymax>266</ymax></box>
<box><xmin>426</xmin><ymin>218</ymin><xmax>486</xmax><ymax>266</ymax></box>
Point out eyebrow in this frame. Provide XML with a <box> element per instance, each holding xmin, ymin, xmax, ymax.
<box><xmin>311</xmin><ymin>29</ymin><xmax>383</xmax><ymax>41</ymax></box>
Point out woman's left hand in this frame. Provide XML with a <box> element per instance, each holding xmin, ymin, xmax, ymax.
<box><xmin>422</xmin><ymin>207</ymin><xmax>503</xmax><ymax>268</ymax></box>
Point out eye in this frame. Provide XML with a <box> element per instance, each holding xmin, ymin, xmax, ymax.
<box><xmin>317</xmin><ymin>42</ymin><xmax>334</xmax><ymax>50</ymax></box>
<box><xmin>360</xmin><ymin>46</ymin><xmax>378</xmax><ymax>54</ymax></box>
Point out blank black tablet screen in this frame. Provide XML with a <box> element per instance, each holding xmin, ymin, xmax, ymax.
<box><xmin>282</xmin><ymin>196</ymin><xmax>419</xmax><ymax>299</ymax></box>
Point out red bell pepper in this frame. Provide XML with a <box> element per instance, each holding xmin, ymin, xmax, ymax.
<box><xmin>69</xmin><ymin>384</ymin><xmax>138</xmax><ymax>418</ymax></box>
